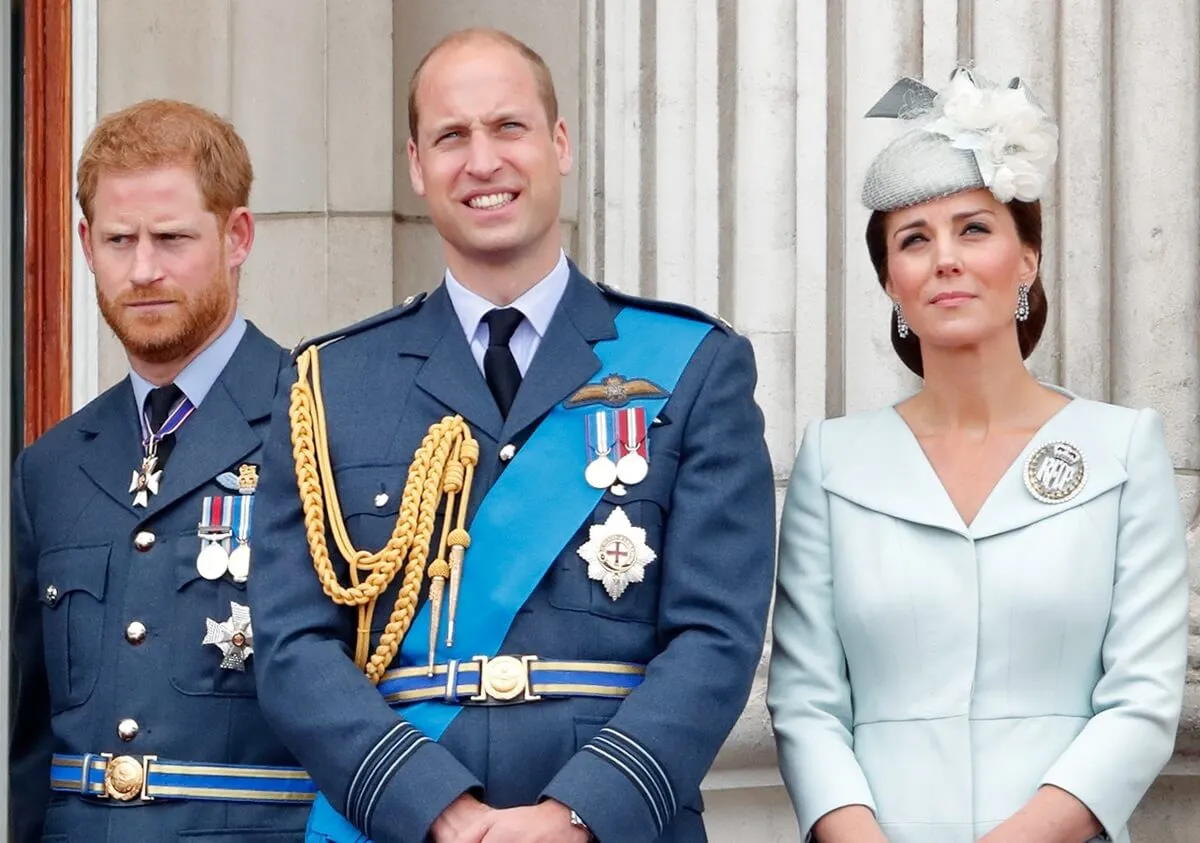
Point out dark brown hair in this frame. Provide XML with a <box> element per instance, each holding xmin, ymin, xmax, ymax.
<box><xmin>865</xmin><ymin>199</ymin><xmax>1048</xmax><ymax>377</ymax></box>
<box><xmin>407</xmin><ymin>28</ymin><xmax>559</xmax><ymax>142</ymax></box>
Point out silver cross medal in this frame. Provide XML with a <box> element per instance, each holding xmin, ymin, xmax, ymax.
<box><xmin>129</xmin><ymin>452</ymin><xmax>163</xmax><ymax>508</ymax></box>
<box><xmin>202</xmin><ymin>601</ymin><xmax>254</xmax><ymax>671</ymax></box>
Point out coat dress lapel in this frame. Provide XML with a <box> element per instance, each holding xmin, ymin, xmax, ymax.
<box><xmin>821</xmin><ymin>399</ymin><xmax>1128</xmax><ymax>540</ymax></box>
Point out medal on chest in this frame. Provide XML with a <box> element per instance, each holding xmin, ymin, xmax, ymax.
<box><xmin>584</xmin><ymin>406</ymin><xmax>652</xmax><ymax>492</ymax></box>
<box><xmin>227</xmin><ymin>494</ymin><xmax>255</xmax><ymax>582</ymax></box>
<box><xmin>197</xmin><ymin>495</ymin><xmax>233</xmax><ymax>580</ymax></box>
<box><xmin>130</xmin><ymin>393</ymin><xmax>195</xmax><ymax>507</ymax></box>
<box><xmin>203</xmin><ymin>601</ymin><xmax>254</xmax><ymax>671</ymax></box>
<box><xmin>614</xmin><ymin>406</ymin><xmax>650</xmax><ymax>485</ymax></box>
<box><xmin>128</xmin><ymin>453</ymin><xmax>163</xmax><ymax>508</ymax></box>
<box><xmin>584</xmin><ymin>410</ymin><xmax>619</xmax><ymax>489</ymax></box>
<box><xmin>196</xmin><ymin>479</ymin><xmax>257</xmax><ymax>583</ymax></box>
<box><xmin>577</xmin><ymin>506</ymin><xmax>657</xmax><ymax>600</ymax></box>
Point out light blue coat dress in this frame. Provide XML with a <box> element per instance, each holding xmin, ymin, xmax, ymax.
<box><xmin>768</xmin><ymin>396</ymin><xmax>1188</xmax><ymax>843</ymax></box>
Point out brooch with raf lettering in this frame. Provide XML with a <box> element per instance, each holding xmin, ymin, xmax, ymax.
<box><xmin>1024</xmin><ymin>441</ymin><xmax>1086</xmax><ymax>504</ymax></box>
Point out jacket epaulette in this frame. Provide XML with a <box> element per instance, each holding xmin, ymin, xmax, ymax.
<box><xmin>593</xmin><ymin>280</ymin><xmax>734</xmax><ymax>333</ymax></box>
<box><xmin>291</xmin><ymin>292</ymin><xmax>430</xmax><ymax>359</ymax></box>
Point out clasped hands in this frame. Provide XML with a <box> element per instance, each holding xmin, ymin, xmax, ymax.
<box><xmin>430</xmin><ymin>793</ymin><xmax>591</xmax><ymax>843</ymax></box>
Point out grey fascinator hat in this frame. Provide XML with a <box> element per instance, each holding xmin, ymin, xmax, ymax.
<box><xmin>861</xmin><ymin>69</ymin><xmax>1059</xmax><ymax>212</ymax></box>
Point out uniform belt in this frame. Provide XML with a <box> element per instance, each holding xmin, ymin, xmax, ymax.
<box><xmin>50</xmin><ymin>753</ymin><xmax>316</xmax><ymax>804</ymax></box>
<box><xmin>378</xmin><ymin>656</ymin><xmax>646</xmax><ymax>706</ymax></box>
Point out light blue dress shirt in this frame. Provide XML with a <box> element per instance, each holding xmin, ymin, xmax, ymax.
<box><xmin>443</xmin><ymin>251</ymin><xmax>570</xmax><ymax>376</ymax></box>
<box><xmin>129</xmin><ymin>312</ymin><xmax>247</xmax><ymax>434</ymax></box>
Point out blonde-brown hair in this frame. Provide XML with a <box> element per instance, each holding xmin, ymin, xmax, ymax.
<box><xmin>77</xmin><ymin>99</ymin><xmax>253</xmax><ymax>224</ymax></box>
<box><xmin>407</xmin><ymin>28</ymin><xmax>559</xmax><ymax>141</ymax></box>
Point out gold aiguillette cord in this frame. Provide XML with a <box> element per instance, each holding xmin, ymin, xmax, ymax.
<box><xmin>289</xmin><ymin>344</ymin><xmax>478</xmax><ymax>684</ymax></box>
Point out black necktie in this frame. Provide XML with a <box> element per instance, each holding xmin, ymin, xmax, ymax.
<box><xmin>145</xmin><ymin>383</ymin><xmax>184</xmax><ymax>469</ymax></box>
<box><xmin>483</xmin><ymin>308</ymin><xmax>525</xmax><ymax>418</ymax></box>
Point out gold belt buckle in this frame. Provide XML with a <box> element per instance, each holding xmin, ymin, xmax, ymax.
<box><xmin>470</xmin><ymin>654</ymin><xmax>542</xmax><ymax>703</ymax></box>
<box><xmin>100</xmin><ymin>753</ymin><xmax>156</xmax><ymax>801</ymax></box>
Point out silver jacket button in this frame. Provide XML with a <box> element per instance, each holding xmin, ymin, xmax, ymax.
<box><xmin>43</xmin><ymin>585</ymin><xmax>59</xmax><ymax>605</ymax></box>
<box><xmin>117</xmin><ymin>718</ymin><xmax>140</xmax><ymax>741</ymax></box>
<box><xmin>133</xmin><ymin>531</ymin><xmax>156</xmax><ymax>551</ymax></box>
<box><xmin>125</xmin><ymin>621</ymin><xmax>147</xmax><ymax>645</ymax></box>
<box><xmin>499</xmin><ymin>443</ymin><xmax>517</xmax><ymax>462</ymax></box>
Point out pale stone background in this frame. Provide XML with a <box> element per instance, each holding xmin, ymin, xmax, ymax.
<box><xmin>85</xmin><ymin>1</ymin><xmax>1200</xmax><ymax>839</ymax></box>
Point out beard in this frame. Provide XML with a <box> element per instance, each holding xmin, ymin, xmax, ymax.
<box><xmin>97</xmin><ymin>268</ymin><xmax>234</xmax><ymax>366</ymax></box>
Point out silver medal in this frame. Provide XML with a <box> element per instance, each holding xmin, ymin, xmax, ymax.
<box><xmin>203</xmin><ymin>602</ymin><xmax>254</xmax><ymax>671</ymax></box>
<box><xmin>196</xmin><ymin>541</ymin><xmax>230</xmax><ymax>580</ymax></box>
<box><xmin>227</xmin><ymin>543</ymin><xmax>251</xmax><ymax>582</ymax></box>
<box><xmin>616</xmin><ymin>452</ymin><xmax>649</xmax><ymax>486</ymax></box>
<box><xmin>585</xmin><ymin>456</ymin><xmax>619</xmax><ymax>489</ymax></box>
<box><xmin>1024</xmin><ymin>440</ymin><xmax>1087</xmax><ymax>504</ymax></box>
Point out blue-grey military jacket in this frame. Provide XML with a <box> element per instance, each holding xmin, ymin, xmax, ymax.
<box><xmin>10</xmin><ymin>323</ymin><xmax>309</xmax><ymax>843</ymax></box>
<box><xmin>250</xmin><ymin>266</ymin><xmax>777</xmax><ymax>843</ymax></box>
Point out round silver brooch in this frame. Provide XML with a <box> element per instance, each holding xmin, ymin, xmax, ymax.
<box><xmin>1024</xmin><ymin>440</ymin><xmax>1087</xmax><ymax>504</ymax></box>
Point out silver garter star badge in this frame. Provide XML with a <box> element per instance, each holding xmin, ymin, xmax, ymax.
<box><xmin>202</xmin><ymin>601</ymin><xmax>254</xmax><ymax>671</ymax></box>
<box><xmin>578</xmin><ymin>506</ymin><xmax>657</xmax><ymax>600</ymax></box>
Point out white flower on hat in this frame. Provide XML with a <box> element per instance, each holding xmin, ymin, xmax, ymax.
<box><xmin>922</xmin><ymin>70</ymin><xmax>1059</xmax><ymax>203</ymax></box>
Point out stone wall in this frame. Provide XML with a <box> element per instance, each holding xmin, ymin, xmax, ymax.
<box><xmin>94</xmin><ymin>0</ymin><xmax>397</xmax><ymax>386</ymax></box>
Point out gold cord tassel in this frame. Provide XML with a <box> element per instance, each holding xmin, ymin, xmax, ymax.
<box><xmin>289</xmin><ymin>345</ymin><xmax>477</xmax><ymax>685</ymax></box>
<box><xmin>445</xmin><ymin>536</ymin><xmax>469</xmax><ymax>647</ymax></box>
<box><xmin>445</xmin><ymin>440</ymin><xmax>478</xmax><ymax>647</ymax></box>
<box><xmin>426</xmin><ymin>560</ymin><xmax>450</xmax><ymax>674</ymax></box>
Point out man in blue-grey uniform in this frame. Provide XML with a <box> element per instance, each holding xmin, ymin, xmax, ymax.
<box><xmin>250</xmin><ymin>28</ymin><xmax>775</xmax><ymax>843</ymax></box>
<box><xmin>10</xmin><ymin>100</ymin><xmax>313</xmax><ymax>842</ymax></box>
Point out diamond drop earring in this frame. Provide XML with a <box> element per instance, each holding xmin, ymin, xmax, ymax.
<box><xmin>1016</xmin><ymin>283</ymin><xmax>1031</xmax><ymax>322</ymax></box>
<box><xmin>894</xmin><ymin>299</ymin><xmax>910</xmax><ymax>338</ymax></box>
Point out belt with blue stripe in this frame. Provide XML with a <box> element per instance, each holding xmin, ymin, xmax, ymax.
<box><xmin>378</xmin><ymin>655</ymin><xmax>646</xmax><ymax>706</ymax></box>
<box><xmin>50</xmin><ymin>753</ymin><xmax>316</xmax><ymax>804</ymax></box>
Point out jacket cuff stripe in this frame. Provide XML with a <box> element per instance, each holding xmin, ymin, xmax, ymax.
<box><xmin>590</xmin><ymin>733</ymin><xmax>671</xmax><ymax>821</ymax></box>
<box><xmin>362</xmin><ymin>733</ymin><xmax>430</xmax><ymax>834</ymax></box>
<box><xmin>347</xmin><ymin>721</ymin><xmax>409</xmax><ymax>821</ymax></box>
<box><xmin>352</xmin><ymin>724</ymin><xmax>419</xmax><ymax>826</ymax></box>
<box><xmin>347</xmin><ymin>720</ymin><xmax>421</xmax><ymax>828</ymax></box>
<box><xmin>598</xmin><ymin>727</ymin><xmax>677</xmax><ymax>813</ymax></box>
<box><xmin>583</xmin><ymin>744</ymin><xmax>666</xmax><ymax>833</ymax></box>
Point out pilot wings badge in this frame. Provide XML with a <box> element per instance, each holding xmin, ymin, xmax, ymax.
<box><xmin>577</xmin><ymin>506</ymin><xmax>657</xmax><ymax>600</ymax></box>
<box><xmin>565</xmin><ymin>374</ymin><xmax>668</xmax><ymax>409</ymax></box>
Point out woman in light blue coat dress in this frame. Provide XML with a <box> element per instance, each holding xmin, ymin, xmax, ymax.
<box><xmin>768</xmin><ymin>69</ymin><xmax>1188</xmax><ymax>843</ymax></box>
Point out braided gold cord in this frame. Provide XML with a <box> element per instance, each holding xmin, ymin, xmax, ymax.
<box><xmin>289</xmin><ymin>345</ymin><xmax>477</xmax><ymax>682</ymax></box>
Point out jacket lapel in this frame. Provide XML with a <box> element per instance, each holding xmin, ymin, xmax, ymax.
<box><xmin>409</xmin><ymin>285</ymin><xmax>505</xmax><ymax>443</ymax></box>
<box><xmin>137</xmin><ymin>323</ymin><xmax>283</xmax><ymax>520</ymax></box>
<box><xmin>77</xmin><ymin>381</ymin><xmax>146</xmax><ymax>516</ymax></box>
<box><xmin>501</xmin><ymin>268</ymin><xmax>616</xmax><ymax>441</ymax></box>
